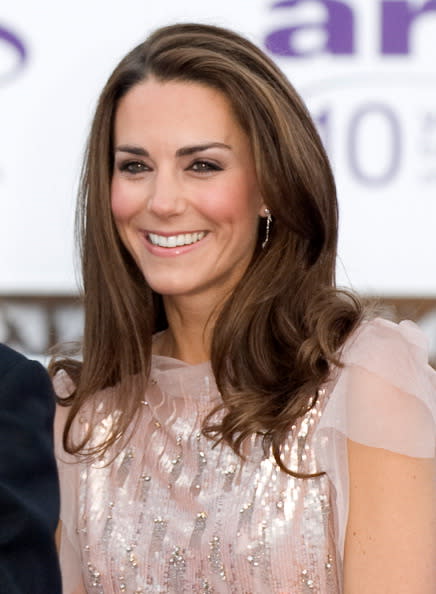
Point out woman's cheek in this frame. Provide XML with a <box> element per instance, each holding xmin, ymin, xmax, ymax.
<box><xmin>110</xmin><ymin>179</ymin><xmax>137</xmax><ymax>221</ymax></box>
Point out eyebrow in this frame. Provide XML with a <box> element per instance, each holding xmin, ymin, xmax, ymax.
<box><xmin>176</xmin><ymin>142</ymin><xmax>231</xmax><ymax>157</ymax></box>
<box><xmin>114</xmin><ymin>142</ymin><xmax>232</xmax><ymax>157</ymax></box>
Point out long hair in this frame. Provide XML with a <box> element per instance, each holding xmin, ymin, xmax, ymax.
<box><xmin>50</xmin><ymin>23</ymin><xmax>363</xmax><ymax>472</ymax></box>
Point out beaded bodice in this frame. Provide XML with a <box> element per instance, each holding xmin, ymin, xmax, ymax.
<box><xmin>70</xmin><ymin>356</ymin><xmax>340</xmax><ymax>593</ymax></box>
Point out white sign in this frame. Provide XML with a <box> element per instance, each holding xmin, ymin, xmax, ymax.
<box><xmin>1</xmin><ymin>0</ymin><xmax>435</xmax><ymax>295</ymax></box>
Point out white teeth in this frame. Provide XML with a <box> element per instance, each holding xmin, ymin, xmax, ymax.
<box><xmin>148</xmin><ymin>231</ymin><xmax>206</xmax><ymax>247</ymax></box>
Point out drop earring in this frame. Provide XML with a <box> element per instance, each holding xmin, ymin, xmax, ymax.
<box><xmin>262</xmin><ymin>208</ymin><xmax>272</xmax><ymax>249</ymax></box>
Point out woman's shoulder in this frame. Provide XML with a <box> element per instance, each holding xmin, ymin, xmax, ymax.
<box><xmin>342</xmin><ymin>316</ymin><xmax>429</xmax><ymax>362</ymax></box>
<box><xmin>336</xmin><ymin>317</ymin><xmax>434</xmax><ymax>392</ymax></box>
<box><xmin>319</xmin><ymin>316</ymin><xmax>436</xmax><ymax>459</ymax></box>
<box><xmin>313</xmin><ymin>317</ymin><xmax>436</xmax><ymax>563</ymax></box>
<box><xmin>52</xmin><ymin>368</ymin><xmax>76</xmax><ymax>400</ymax></box>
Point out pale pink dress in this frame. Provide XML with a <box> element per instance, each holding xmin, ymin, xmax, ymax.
<box><xmin>55</xmin><ymin>318</ymin><xmax>436</xmax><ymax>593</ymax></box>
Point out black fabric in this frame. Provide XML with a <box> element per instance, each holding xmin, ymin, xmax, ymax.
<box><xmin>0</xmin><ymin>344</ymin><xmax>62</xmax><ymax>594</ymax></box>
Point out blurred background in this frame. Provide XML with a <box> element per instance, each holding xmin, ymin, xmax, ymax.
<box><xmin>1</xmin><ymin>0</ymin><xmax>435</xmax><ymax>362</ymax></box>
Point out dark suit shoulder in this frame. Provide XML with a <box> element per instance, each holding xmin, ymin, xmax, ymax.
<box><xmin>0</xmin><ymin>345</ymin><xmax>52</xmax><ymax>402</ymax></box>
<box><xmin>0</xmin><ymin>345</ymin><xmax>61</xmax><ymax>593</ymax></box>
<box><xmin>0</xmin><ymin>344</ymin><xmax>27</xmax><ymax>378</ymax></box>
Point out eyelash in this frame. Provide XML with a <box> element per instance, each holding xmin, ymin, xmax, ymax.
<box><xmin>118</xmin><ymin>160</ymin><xmax>148</xmax><ymax>174</ymax></box>
<box><xmin>188</xmin><ymin>160</ymin><xmax>222</xmax><ymax>174</ymax></box>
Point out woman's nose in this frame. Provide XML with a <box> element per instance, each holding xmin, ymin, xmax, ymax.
<box><xmin>147</xmin><ymin>170</ymin><xmax>185</xmax><ymax>217</ymax></box>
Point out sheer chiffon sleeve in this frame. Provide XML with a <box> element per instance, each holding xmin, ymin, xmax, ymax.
<box><xmin>314</xmin><ymin>318</ymin><xmax>436</xmax><ymax>557</ymax></box>
<box><xmin>53</xmin><ymin>371</ymin><xmax>86</xmax><ymax>594</ymax></box>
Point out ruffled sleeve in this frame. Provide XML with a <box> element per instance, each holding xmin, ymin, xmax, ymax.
<box><xmin>314</xmin><ymin>318</ymin><xmax>436</xmax><ymax>558</ymax></box>
<box><xmin>53</xmin><ymin>371</ymin><xmax>86</xmax><ymax>594</ymax></box>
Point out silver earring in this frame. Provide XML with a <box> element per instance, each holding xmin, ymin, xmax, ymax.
<box><xmin>262</xmin><ymin>208</ymin><xmax>272</xmax><ymax>249</ymax></box>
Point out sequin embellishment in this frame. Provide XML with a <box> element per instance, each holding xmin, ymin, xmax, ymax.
<box><xmin>71</xmin><ymin>369</ymin><xmax>340</xmax><ymax>592</ymax></box>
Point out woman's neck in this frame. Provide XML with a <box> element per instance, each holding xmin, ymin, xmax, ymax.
<box><xmin>154</xmin><ymin>296</ymin><xmax>218</xmax><ymax>364</ymax></box>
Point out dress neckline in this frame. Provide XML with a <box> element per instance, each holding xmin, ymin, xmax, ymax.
<box><xmin>149</xmin><ymin>354</ymin><xmax>216</xmax><ymax>403</ymax></box>
<box><xmin>151</xmin><ymin>352</ymin><xmax>212</xmax><ymax>370</ymax></box>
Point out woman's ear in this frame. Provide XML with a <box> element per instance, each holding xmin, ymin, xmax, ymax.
<box><xmin>258</xmin><ymin>203</ymin><xmax>269</xmax><ymax>218</ymax></box>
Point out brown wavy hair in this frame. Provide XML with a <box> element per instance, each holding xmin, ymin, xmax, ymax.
<box><xmin>50</xmin><ymin>22</ymin><xmax>363</xmax><ymax>474</ymax></box>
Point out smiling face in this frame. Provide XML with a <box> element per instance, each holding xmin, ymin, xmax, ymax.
<box><xmin>111</xmin><ymin>78</ymin><xmax>265</xmax><ymax>309</ymax></box>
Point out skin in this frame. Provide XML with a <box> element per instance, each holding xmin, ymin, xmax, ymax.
<box><xmin>344</xmin><ymin>440</ymin><xmax>436</xmax><ymax>594</ymax></box>
<box><xmin>111</xmin><ymin>78</ymin><xmax>265</xmax><ymax>363</ymax></box>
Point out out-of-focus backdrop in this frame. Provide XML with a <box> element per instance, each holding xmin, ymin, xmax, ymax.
<box><xmin>1</xmin><ymin>0</ymin><xmax>436</xmax><ymax>361</ymax></box>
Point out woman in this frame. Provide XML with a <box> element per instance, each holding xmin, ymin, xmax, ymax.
<box><xmin>52</xmin><ymin>23</ymin><xmax>436</xmax><ymax>593</ymax></box>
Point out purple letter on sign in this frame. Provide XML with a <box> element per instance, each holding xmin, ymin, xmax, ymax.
<box><xmin>0</xmin><ymin>25</ymin><xmax>27</xmax><ymax>81</ymax></box>
<box><xmin>382</xmin><ymin>1</ymin><xmax>436</xmax><ymax>54</ymax></box>
<box><xmin>265</xmin><ymin>0</ymin><xmax>354</xmax><ymax>57</ymax></box>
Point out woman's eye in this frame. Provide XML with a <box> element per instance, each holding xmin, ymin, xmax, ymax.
<box><xmin>119</xmin><ymin>161</ymin><xmax>149</xmax><ymax>174</ymax></box>
<box><xmin>189</xmin><ymin>160</ymin><xmax>222</xmax><ymax>173</ymax></box>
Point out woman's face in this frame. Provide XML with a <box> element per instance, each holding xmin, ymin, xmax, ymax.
<box><xmin>111</xmin><ymin>77</ymin><xmax>265</xmax><ymax>307</ymax></box>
